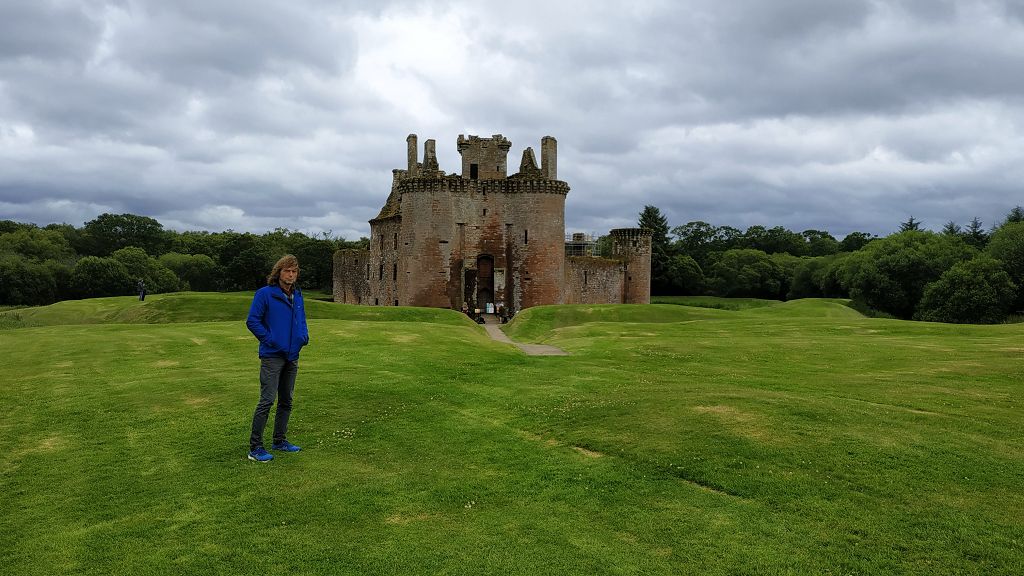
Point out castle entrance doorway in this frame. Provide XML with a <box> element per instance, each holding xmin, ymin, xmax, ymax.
<box><xmin>476</xmin><ymin>254</ymin><xmax>494</xmax><ymax>310</ymax></box>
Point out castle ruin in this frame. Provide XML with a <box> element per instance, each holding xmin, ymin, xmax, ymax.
<box><xmin>333</xmin><ymin>134</ymin><xmax>651</xmax><ymax>312</ymax></box>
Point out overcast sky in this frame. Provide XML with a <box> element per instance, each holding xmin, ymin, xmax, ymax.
<box><xmin>2</xmin><ymin>0</ymin><xmax>1022</xmax><ymax>240</ymax></box>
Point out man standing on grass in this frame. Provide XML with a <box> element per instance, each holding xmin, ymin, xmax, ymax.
<box><xmin>245</xmin><ymin>254</ymin><xmax>309</xmax><ymax>462</ymax></box>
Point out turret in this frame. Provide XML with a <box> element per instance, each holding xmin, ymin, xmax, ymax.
<box><xmin>541</xmin><ymin>136</ymin><xmax>557</xmax><ymax>180</ymax></box>
<box><xmin>407</xmin><ymin>134</ymin><xmax>418</xmax><ymax>176</ymax></box>
<box><xmin>457</xmin><ymin>134</ymin><xmax>512</xmax><ymax>180</ymax></box>
<box><xmin>610</xmin><ymin>228</ymin><xmax>652</xmax><ymax>304</ymax></box>
<box><xmin>423</xmin><ymin>139</ymin><xmax>439</xmax><ymax>173</ymax></box>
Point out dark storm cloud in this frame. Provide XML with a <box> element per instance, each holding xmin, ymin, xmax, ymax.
<box><xmin>1</xmin><ymin>0</ymin><xmax>1022</xmax><ymax>240</ymax></box>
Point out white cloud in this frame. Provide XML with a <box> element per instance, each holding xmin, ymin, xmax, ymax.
<box><xmin>1</xmin><ymin>0</ymin><xmax>1023</xmax><ymax>239</ymax></box>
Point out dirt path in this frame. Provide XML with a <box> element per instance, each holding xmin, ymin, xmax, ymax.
<box><xmin>480</xmin><ymin>317</ymin><xmax>568</xmax><ymax>356</ymax></box>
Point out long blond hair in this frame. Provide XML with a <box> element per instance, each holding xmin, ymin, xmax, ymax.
<box><xmin>267</xmin><ymin>254</ymin><xmax>299</xmax><ymax>285</ymax></box>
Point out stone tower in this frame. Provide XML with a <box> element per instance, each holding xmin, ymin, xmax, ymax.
<box><xmin>457</xmin><ymin>134</ymin><xmax>512</xmax><ymax>181</ymax></box>
<box><xmin>610</xmin><ymin>228</ymin><xmax>653</xmax><ymax>304</ymax></box>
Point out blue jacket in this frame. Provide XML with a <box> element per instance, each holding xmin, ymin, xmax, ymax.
<box><xmin>246</xmin><ymin>284</ymin><xmax>309</xmax><ymax>361</ymax></box>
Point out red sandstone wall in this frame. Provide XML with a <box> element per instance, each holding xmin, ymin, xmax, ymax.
<box><xmin>391</xmin><ymin>176</ymin><xmax>567</xmax><ymax>311</ymax></box>
<box><xmin>611</xmin><ymin>229</ymin><xmax>653</xmax><ymax>304</ymax></box>
<box><xmin>564</xmin><ymin>257</ymin><xmax>624</xmax><ymax>304</ymax></box>
<box><xmin>397</xmin><ymin>188</ymin><xmax>455</xmax><ymax>307</ymax></box>
<box><xmin>505</xmin><ymin>190</ymin><xmax>565</xmax><ymax>310</ymax></box>
<box><xmin>333</xmin><ymin>249</ymin><xmax>370</xmax><ymax>304</ymax></box>
<box><xmin>369</xmin><ymin>218</ymin><xmax>402</xmax><ymax>306</ymax></box>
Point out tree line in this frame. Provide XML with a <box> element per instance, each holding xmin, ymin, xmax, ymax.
<box><xmin>633</xmin><ymin>205</ymin><xmax>1024</xmax><ymax>324</ymax></box>
<box><xmin>5</xmin><ymin>208</ymin><xmax>1024</xmax><ymax>324</ymax></box>
<box><xmin>0</xmin><ymin>213</ymin><xmax>368</xmax><ymax>306</ymax></box>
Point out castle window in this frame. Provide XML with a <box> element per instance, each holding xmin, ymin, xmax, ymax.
<box><xmin>379</xmin><ymin>235</ymin><xmax>383</xmax><ymax>250</ymax></box>
<box><xmin>375</xmin><ymin>298</ymin><xmax>379</xmax><ymax>305</ymax></box>
<box><xmin>394</xmin><ymin>233</ymin><xmax>398</xmax><ymax>249</ymax></box>
<box><xmin>584</xmin><ymin>270</ymin><xmax>588</xmax><ymax>285</ymax></box>
<box><xmin>394</xmin><ymin>300</ymin><xmax>399</xmax><ymax>306</ymax></box>
<box><xmin>366</xmin><ymin>262</ymin><xmax>370</xmax><ymax>279</ymax></box>
<box><xmin>524</xmin><ymin>229</ymin><xmax>529</xmax><ymax>244</ymax></box>
<box><xmin>379</xmin><ymin>264</ymin><xmax>383</xmax><ymax>280</ymax></box>
<box><xmin>483</xmin><ymin>208</ymin><xmax>487</xmax><ymax>216</ymax></box>
<box><xmin>470</xmin><ymin>164</ymin><xmax>478</xmax><ymax>179</ymax></box>
<box><xmin>392</xmin><ymin>263</ymin><xmax>397</xmax><ymax>281</ymax></box>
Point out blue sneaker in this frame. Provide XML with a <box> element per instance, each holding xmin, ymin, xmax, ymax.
<box><xmin>271</xmin><ymin>440</ymin><xmax>301</xmax><ymax>452</ymax></box>
<box><xmin>248</xmin><ymin>447</ymin><xmax>273</xmax><ymax>462</ymax></box>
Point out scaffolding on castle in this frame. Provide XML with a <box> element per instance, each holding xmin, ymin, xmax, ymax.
<box><xmin>564</xmin><ymin>232</ymin><xmax>598</xmax><ymax>257</ymax></box>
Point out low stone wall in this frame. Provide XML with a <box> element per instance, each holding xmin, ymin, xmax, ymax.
<box><xmin>564</xmin><ymin>256</ymin><xmax>625</xmax><ymax>304</ymax></box>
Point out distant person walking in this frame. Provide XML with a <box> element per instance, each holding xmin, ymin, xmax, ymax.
<box><xmin>137</xmin><ymin>279</ymin><xmax>146</xmax><ymax>301</ymax></box>
<box><xmin>245</xmin><ymin>255</ymin><xmax>309</xmax><ymax>462</ymax></box>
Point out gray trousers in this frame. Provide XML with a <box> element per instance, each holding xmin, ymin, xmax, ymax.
<box><xmin>249</xmin><ymin>356</ymin><xmax>298</xmax><ymax>451</ymax></box>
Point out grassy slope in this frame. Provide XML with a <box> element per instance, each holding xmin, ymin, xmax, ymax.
<box><xmin>0</xmin><ymin>292</ymin><xmax>474</xmax><ymax>328</ymax></box>
<box><xmin>2</xmin><ymin>294</ymin><xmax>1022</xmax><ymax>575</ymax></box>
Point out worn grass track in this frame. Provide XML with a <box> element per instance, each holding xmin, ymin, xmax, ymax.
<box><xmin>1</xmin><ymin>294</ymin><xmax>1022</xmax><ymax>575</ymax></box>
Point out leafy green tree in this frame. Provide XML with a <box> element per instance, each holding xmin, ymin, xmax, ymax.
<box><xmin>744</xmin><ymin>226</ymin><xmax>807</xmax><ymax>256</ymax></box>
<box><xmin>802</xmin><ymin>230</ymin><xmax>840</xmax><ymax>256</ymax></box>
<box><xmin>0</xmin><ymin>254</ymin><xmax>60</xmax><ymax>305</ymax></box>
<box><xmin>818</xmin><ymin>253</ymin><xmax>852</xmax><ymax>298</ymax></box>
<box><xmin>985</xmin><ymin>222</ymin><xmax>1024</xmax><ymax>310</ymax></box>
<box><xmin>839</xmin><ymin>231</ymin><xmax>875</xmax><ymax>252</ymax></box>
<box><xmin>158</xmin><ymin>252</ymin><xmax>221</xmax><ymax>292</ymax></box>
<box><xmin>789</xmin><ymin>255</ymin><xmax>853</xmax><ymax>299</ymax></box>
<box><xmin>839</xmin><ymin>231</ymin><xmax>975</xmax><ymax>318</ymax></box>
<box><xmin>789</xmin><ymin>257</ymin><xmax>824</xmax><ymax>299</ymax></box>
<box><xmin>741</xmin><ymin>225</ymin><xmax>768</xmax><ymax>251</ymax></box>
<box><xmin>111</xmin><ymin>247</ymin><xmax>181</xmax><ymax>293</ymax></box>
<box><xmin>70</xmin><ymin>256</ymin><xmax>133</xmax><ymax>298</ymax></box>
<box><xmin>768</xmin><ymin>252</ymin><xmax>801</xmax><ymax>299</ymax></box>
<box><xmin>214</xmin><ymin>233</ymin><xmax>271</xmax><ymax>290</ymax></box>
<box><xmin>44</xmin><ymin>259</ymin><xmax>74</xmax><ymax>301</ymax></box>
<box><xmin>0</xmin><ymin>228</ymin><xmax>74</xmax><ymax>262</ymax></box>
<box><xmin>665</xmin><ymin>254</ymin><xmax>704</xmax><ymax>295</ymax></box>
<box><xmin>916</xmin><ymin>256</ymin><xmax>1017</xmax><ymax>324</ymax></box>
<box><xmin>671</xmin><ymin>221</ymin><xmax>718</xmax><ymax>267</ymax></box>
<box><xmin>169</xmin><ymin>230</ymin><xmax>224</xmax><ymax>259</ymax></box>
<box><xmin>716</xmin><ymin>226</ymin><xmax>743</xmax><ymax>251</ymax></box>
<box><xmin>81</xmin><ymin>213</ymin><xmax>169</xmax><ymax>256</ymax></box>
<box><xmin>707</xmin><ymin>249</ymin><xmax>785</xmax><ymax>298</ymax></box>
<box><xmin>671</xmin><ymin>221</ymin><xmax>750</xmax><ymax>267</ymax></box>
<box><xmin>291</xmin><ymin>236</ymin><xmax>338</xmax><ymax>291</ymax></box>
<box><xmin>0</xmin><ymin>220</ymin><xmax>26</xmax><ymax>235</ymax></box>
<box><xmin>226</xmin><ymin>247</ymin><xmax>272</xmax><ymax>291</ymax></box>
<box><xmin>43</xmin><ymin>223</ymin><xmax>88</xmax><ymax>255</ymax></box>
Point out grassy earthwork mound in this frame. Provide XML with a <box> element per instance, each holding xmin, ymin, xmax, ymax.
<box><xmin>1</xmin><ymin>293</ymin><xmax>1022</xmax><ymax>575</ymax></box>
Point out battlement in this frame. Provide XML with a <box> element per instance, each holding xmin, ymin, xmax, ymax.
<box><xmin>395</xmin><ymin>175</ymin><xmax>569</xmax><ymax>196</ymax></box>
<box><xmin>610</xmin><ymin>227</ymin><xmax>652</xmax><ymax>238</ymax></box>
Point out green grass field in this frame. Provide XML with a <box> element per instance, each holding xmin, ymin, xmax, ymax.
<box><xmin>1</xmin><ymin>294</ymin><xmax>1022</xmax><ymax>575</ymax></box>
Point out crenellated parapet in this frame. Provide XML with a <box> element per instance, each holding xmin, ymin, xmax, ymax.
<box><xmin>395</xmin><ymin>175</ymin><xmax>570</xmax><ymax>196</ymax></box>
